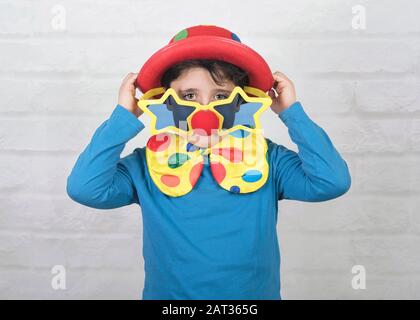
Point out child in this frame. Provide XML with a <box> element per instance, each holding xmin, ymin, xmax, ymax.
<box><xmin>67</xmin><ymin>25</ymin><xmax>351</xmax><ymax>300</ymax></box>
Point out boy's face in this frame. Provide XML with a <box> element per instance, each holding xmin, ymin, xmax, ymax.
<box><xmin>169</xmin><ymin>67</ymin><xmax>236</xmax><ymax>148</ymax></box>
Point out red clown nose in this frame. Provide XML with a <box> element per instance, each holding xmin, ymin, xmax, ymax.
<box><xmin>190</xmin><ymin>110</ymin><xmax>220</xmax><ymax>136</ymax></box>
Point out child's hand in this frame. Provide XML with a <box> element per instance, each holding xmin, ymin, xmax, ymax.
<box><xmin>268</xmin><ymin>71</ymin><xmax>297</xmax><ymax>115</ymax></box>
<box><xmin>118</xmin><ymin>72</ymin><xmax>143</xmax><ymax>118</ymax></box>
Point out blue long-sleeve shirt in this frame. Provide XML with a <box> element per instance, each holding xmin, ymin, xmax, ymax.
<box><xmin>66</xmin><ymin>101</ymin><xmax>351</xmax><ymax>300</ymax></box>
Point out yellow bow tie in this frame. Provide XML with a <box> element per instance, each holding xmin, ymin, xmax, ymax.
<box><xmin>145</xmin><ymin>130</ymin><xmax>269</xmax><ymax>197</ymax></box>
<box><xmin>138</xmin><ymin>85</ymin><xmax>272</xmax><ymax>197</ymax></box>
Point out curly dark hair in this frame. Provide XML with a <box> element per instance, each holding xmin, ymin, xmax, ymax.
<box><xmin>160</xmin><ymin>59</ymin><xmax>249</xmax><ymax>89</ymax></box>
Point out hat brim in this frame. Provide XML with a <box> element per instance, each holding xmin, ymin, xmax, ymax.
<box><xmin>136</xmin><ymin>36</ymin><xmax>274</xmax><ymax>93</ymax></box>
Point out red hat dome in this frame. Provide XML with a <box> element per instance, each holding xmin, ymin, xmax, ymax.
<box><xmin>136</xmin><ymin>25</ymin><xmax>274</xmax><ymax>93</ymax></box>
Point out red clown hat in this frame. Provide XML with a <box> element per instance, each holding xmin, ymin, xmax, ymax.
<box><xmin>136</xmin><ymin>25</ymin><xmax>274</xmax><ymax>93</ymax></box>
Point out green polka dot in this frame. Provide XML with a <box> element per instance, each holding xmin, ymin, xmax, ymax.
<box><xmin>168</xmin><ymin>153</ymin><xmax>190</xmax><ymax>169</ymax></box>
<box><xmin>173</xmin><ymin>29</ymin><xmax>188</xmax><ymax>42</ymax></box>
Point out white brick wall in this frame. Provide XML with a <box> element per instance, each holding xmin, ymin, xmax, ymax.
<box><xmin>0</xmin><ymin>0</ymin><xmax>419</xmax><ymax>299</ymax></box>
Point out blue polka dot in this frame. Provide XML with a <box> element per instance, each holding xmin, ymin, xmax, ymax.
<box><xmin>229</xmin><ymin>129</ymin><xmax>250</xmax><ymax>138</ymax></box>
<box><xmin>242</xmin><ymin>170</ymin><xmax>262</xmax><ymax>183</ymax></box>
<box><xmin>230</xmin><ymin>185</ymin><xmax>240</xmax><ymax>193</ymax></box>
<box><xmin>231</xmin><ymin>33</ymin><xmax>241</xmax><ymax>42</ymax></box>
<box><xmin>186</xmin><ymin>142</ymin><xmax>200</xmax><ymax>152</ymax></box>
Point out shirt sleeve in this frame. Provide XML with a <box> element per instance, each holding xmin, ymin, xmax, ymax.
<box><xmin>270</xmin><ymin>101</ymin><xmax>351</xmax><ymax>202</ymax></box>
<box><xmin>66</xmin><ymin>104</ymin><xmax>145</xmax><ymax>209</ymax></box>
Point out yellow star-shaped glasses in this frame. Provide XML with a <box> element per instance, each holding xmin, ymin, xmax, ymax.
<box><xmin>137</xmin><ymin>86</ymin><xmax>272</xmax><ymax>136</ymax></box>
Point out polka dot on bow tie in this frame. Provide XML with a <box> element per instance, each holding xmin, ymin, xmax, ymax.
<box><xmin>242</xmin><ymin>170</ymin><xmax>263</xmax><ymax>183</ymax></box>
<box><xmin>147</xmin><ymin>133</ymin><xmax>171</xmax><ymax>152</ymax></box>
<box><xmin>230</xmin><ymin>185</ymin><xmax>240</xmax><ymax>193</ymax></box>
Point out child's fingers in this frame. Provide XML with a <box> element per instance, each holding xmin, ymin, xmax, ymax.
<box><xmin>273</xmin><ymin>77</ymin><xmax>289</xmax><ymax>89</ymax></box>
<box><xmin>273</xmin><ymin>72</ymin><xmax>292</xmax><ymax>88</ymax></box>
<box><xmin>268</xmin><ymin>88</ymin><xmax>277</xmax><ymax>99</ymax></box>
<box><xmin>272</xmin><ymin>79</ymin><xmax>289</xmax><ymax>95</ymax></box>
<box><xmin>123</xmin><ymin>72</ymin><xmax>138</xmax><ymax>85</ymax></box>
<box><xmin>123</xmin><ymin>72</ymin><xmax>134</xmax><ymax>80</ymax></box>
<box><xmin>128</xmin><ymin>73</ymin><xmax>139</xmax><ymax>83</ymax></box>
<box><xmin>274</xmin><ymin>78</ymin><xmax>288</xmax><ymax>88</ymax></box>
<box><xmin>273</xmin><ymin>74</ymin><xmax>286</xmax><ymax>84</ymax></box>
<box><xmin>272</xmin><ymin>71</ymin><xmax>293</xmax><ymax>90</ymax></box>
<box><xmin>273</xmin><ymin>71</ymin><xmax>288</xmax><ymax>80</ymax></box>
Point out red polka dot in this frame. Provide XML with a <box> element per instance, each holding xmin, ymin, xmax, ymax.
<box><xmin>147</xmin><ymin>133</ymin><xmax>170</xmax><ymax>152</ymax></box>
<box><xmin>189</xmin><ymin>162</ymin><xmax>204</xmax><ymax>187</ymax></box>
<box><xmin>210</xmin><ymin>162</ymin><xmax>226</xmax><ymax>184</ymax></box>
<box><xmin>212</xmin><ymin>148</ymin><xmax>243</xmax><ymax>163</ymax></box>
<box><xmin>160</xmin><ymin>174</ymin><xmax>180</xmax><ymax>187</ymax></box>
